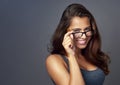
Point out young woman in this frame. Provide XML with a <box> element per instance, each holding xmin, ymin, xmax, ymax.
<box><xmin>46</xmin><ymin>3</ymin><xmax>110</xmax><ymax>85</ymax></box>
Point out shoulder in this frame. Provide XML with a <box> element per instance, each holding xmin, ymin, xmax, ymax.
<box><xmin>46</xmin><ymin>54</ymin><xmax>64</xmax><ymax>64</ymax></box>
<box><xmin>45</xmin><ymin>54</ymin><xmax>69</xmax><ymax>85</ymax></box>
<box><xmin>45</xmin><ymin>54</ymin><xmax>67</xmax><ymax>69</ymax></box>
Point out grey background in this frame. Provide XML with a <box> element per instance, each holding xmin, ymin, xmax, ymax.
<box><xmin>0</xmin><ymin>0</ymin><xmax>120</xmax><ymax>85</ymax></box>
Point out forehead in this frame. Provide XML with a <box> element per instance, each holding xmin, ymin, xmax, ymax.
<box><xmin>68</xmin><ymin>16</ymin><xmax>90</xmax><ymax>31</ymax></box>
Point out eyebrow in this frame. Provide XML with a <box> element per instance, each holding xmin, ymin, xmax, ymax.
<box><xmin>72</xmin><ymin>26</ymin><xmax>91</xmax><ymax>31</ymax></box>
<box><xmin>73</xmin><ymin>28</ymin><xmax>81</xmax><ymax>31</ymax></box>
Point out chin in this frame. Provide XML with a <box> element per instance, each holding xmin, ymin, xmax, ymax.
<box><xmin>76</xmin><ymin>44</ymin><xmax>87</xmax><ymax>49</ymax></box>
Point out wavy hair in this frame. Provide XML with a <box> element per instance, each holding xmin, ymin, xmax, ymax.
<box><xmin>48</xmin><ymin>3</ymin><xmax>110</xmax><ymax>75</ymax></box>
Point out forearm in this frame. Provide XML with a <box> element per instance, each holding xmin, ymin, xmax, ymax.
<box><xmin>68</xmin><ymin>55</ymin><xmax>85</xmax><ymax>85</ymax></box>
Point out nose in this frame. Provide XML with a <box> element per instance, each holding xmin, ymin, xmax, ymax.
<box><xmin>81</xmin><ymin>33</ymin><xmax>87</xmax><ymax>39</ymax></box>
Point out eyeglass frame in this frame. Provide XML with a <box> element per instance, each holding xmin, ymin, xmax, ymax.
<box><xmin>72</xmin><ymin>29</ymin><xmax>94</xmax><ymax>38</ymax></box>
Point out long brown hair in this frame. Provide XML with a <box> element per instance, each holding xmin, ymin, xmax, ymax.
<box><xmin>49</xmin><ymin>3</ymin><xmax>110</xmax><ymax>75</ymax></box>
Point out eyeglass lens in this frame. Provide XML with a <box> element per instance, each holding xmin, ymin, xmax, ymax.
<box><xmin>73</xmin><ymin>31</ymin><xmax>92</xmax><ymax>38</ymax></box>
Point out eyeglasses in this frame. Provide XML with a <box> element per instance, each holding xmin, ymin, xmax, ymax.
<box><xmin>72</xmin><ymin>30</ymin><xmax>93</xmax><ymax>38</ymax></box>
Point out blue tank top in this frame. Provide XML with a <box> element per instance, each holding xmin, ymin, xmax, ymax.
<box><xmin>52</xmin><ymin>55</ymin><xmax>105</xmax><ymax>85</ymax></box>
<box><xmin>80</xmin><ymin>68</ymin><xmax>105</xmax><ymax>85</ymax></box>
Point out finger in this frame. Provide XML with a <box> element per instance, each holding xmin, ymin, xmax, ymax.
<box><xmin>64</xmin><ymin>31</ymin><xmax>74</xmax><ymax>38</ymax></box>
<box><xmin>70</xmin><ymin>34</ymin><xmax>73</xmax><ymax>40</ymax></box>
<box><xmin>63</xmin><ymin>31</ymin><xmax>74</xmax><ymax>41</ymax></box>
<box><xmin>62</xmin><ymin>38</ymin><xmax>72</xmax><ymax>46</ymax></box>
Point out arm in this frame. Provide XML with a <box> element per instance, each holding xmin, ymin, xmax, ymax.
<box><xmin>45</xmin><ymin>54</ymin><xmax>85</xmax><ymax>85</ymax></box>
<box><xmin>68</xmin><ymin>55</ymin><xmax>85</xmax><ymax>85</ymax></box>
<box><xmin>62</xmin><ymin>31</ymin><xmax>85</xmax><ymax>85</ymax></box>
<box><xmin>46</xmin><ymin>31</ymin><xmax>85</xmax><ymax>85</ymax></box>
<box><xmin>46</xmin><ymin>54</ymin><xmax>70</xmax><ymax>85</ymax></box>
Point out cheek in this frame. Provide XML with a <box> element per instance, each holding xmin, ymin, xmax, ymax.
<box><xmin>87</xmin><ymin>37</ymin><xmax>92</xmax><ymax>43</ymax></box>
<box><xmin>88</xmin><ymin>37</ymin><xmax>91</xmax><ymax>41</ymax></box>
<box><xmin>86</xmin><ymin>37</ymin><xmax>93</xmax><ymax>48</ymax></box>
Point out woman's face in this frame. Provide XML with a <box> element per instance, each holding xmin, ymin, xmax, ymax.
<box><xmin>68</xmin><ymin>16</ymin><xmax>92</xmax><ymax>49</ymax></box>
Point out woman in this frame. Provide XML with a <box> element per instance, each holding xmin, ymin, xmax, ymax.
<box><xmin>46</xmin><ymin>3</ymin><xmax>110</xmax><ymax>85</ymax></box>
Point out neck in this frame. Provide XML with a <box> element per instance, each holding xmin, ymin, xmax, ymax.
<box><xmin>75</xmin><ymin>49</ymin><xmax>86</xmax><ymax>62</ymax></box>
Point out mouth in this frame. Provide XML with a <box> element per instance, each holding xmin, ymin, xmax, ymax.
<box><xmin>76</xmin><ymin>39</ymin><xmax>87</xmax><ymax>45</ymax></box>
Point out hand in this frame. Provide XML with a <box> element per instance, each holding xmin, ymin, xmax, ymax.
<box><xmin>62</xmin><ymin>31</ymin><xmax>75</xmax><ymax>57</ymax></box>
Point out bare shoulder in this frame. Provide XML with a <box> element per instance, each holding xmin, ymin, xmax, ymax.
<box><xmin>45</xmin><ymin>54</ymin><xmax>69</xmax><ymax>85</ymax></box>
<box><xmin>46</xmin><ymin>54</ymin><xmax>63</xmax><ymax>63</ymax></box>
<box><xmin>45</xmin><ymin>54</ymin><xmax>66</xmax><ymax>70</ymax></box>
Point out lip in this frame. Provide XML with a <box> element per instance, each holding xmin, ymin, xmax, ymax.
<box><xmin>76</xmin><ymin>40</ymin><xmax>86</xmax><ymax>45</ymax></box>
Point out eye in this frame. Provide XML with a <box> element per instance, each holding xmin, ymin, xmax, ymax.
<box><xmin>84</xmin><ymin>27</ymin><xmax>91</xmax><ymax>32</ymax></box>
<box><xmin>72</xmin><ymin>28</ymin><xmax>81</xmax><ymax>33</ymax></box>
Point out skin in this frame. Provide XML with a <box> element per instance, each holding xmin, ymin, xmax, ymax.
<box><xmin>67</xmin><ymin>16</ymin><xmax>91</xmax><ymax>49</ymax></box>
<box><xmin>46</xmin><ymin>16</ymin><xmax>97</xmax><ymax>85</ymax></box>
